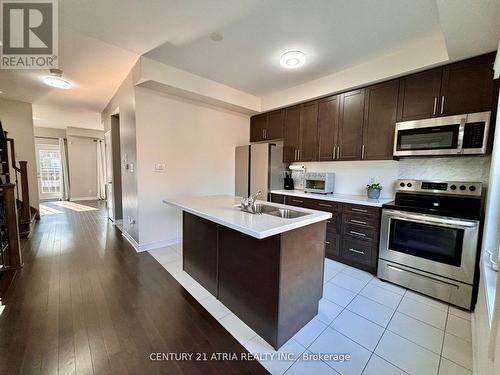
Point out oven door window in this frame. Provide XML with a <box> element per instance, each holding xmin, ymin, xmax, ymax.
<box><xmin>397</xmin><ymin>125</ymin><xmax>460</xmax><ymax>151</ymax></box>
<box><xmin>306</xmin><ymin>179</ymin><xmax>325</xmax><ymax>191</ymax></box>
<box><xmin>388</xmin><ymin>219</ymin><xmax>464</xmax><ymax>266</ymax></box>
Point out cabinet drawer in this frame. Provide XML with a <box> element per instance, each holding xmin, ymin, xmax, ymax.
<box><xmin>343</xmin><ymin>223</ymin><xmax>379</xmax><ymax>242</ymax></box>
<box><xmin>270</xmin><ymin>194</ymin><xmax>285</xmax><ymax>204</ymax></box>
<box><xmin>343</xmin><ymin>212</ymin><xmax>380</xmax><ymax>229</ymax></box>
<box><xmin>285</xmin><ymin>196</ymin><xmax>315</xmax><ymax>209</ymax></box>
<box><xmin>341</xmin><ymin>237</ymin><xmax>375</xmax><ymax>267</ymax></box>
<box><xmin>308</xmin><ymin>199</ymin><xmax>342</xmax><ymax>212</ymax></box>
<box><xmin>325</xmin><ymin>233</ymin><xmax>340</xmax><ymax>259</ymax></box>
<box><xmin>343</xmin><ymin>203</ymin><xmax>380</xmax><ymax>218</ymax></box>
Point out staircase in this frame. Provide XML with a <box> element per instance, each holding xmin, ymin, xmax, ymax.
<box><xmin>0</xmin><ymin>125</ymin><xmax>38</xmax><ymax>238</ymax></box>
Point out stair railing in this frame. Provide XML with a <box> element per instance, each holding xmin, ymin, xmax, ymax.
<box><xmin>6</xmin><ymin>138</ymin><xmax>30</xmax><ymax>224</ymax></box>
<box><xmin>0</xmin><ymin>183</ymin><xmax>22</xmax><ymax>269</ymax></box>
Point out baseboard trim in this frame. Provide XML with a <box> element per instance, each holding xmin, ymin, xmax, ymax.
<box><xmin>137</xmin><ymin>238</ymin><xmax>182</xmax><ymax>252</ymax></box>
<box><xmin>70</xmin><ymin>196</ymin><xmax>100</xmax><ymax>201</ymax></box>
<box><xmin>121</xmin><ymin>231</ymin><xmax>181</xmax><ymax>253</ymax></box>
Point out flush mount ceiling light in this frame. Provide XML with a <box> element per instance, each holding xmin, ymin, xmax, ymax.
<box><xmin>43</xmin><ymin>68</ymin><xmax>72</xmax><ymax>89</ymax></box>
<box><xmin>280</xmin><ymin>50</ymin><xmax>306</xmax><ymax>69</ymax></box>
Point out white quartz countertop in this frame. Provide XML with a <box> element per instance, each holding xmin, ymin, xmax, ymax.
<box><xmin>269</xmin><ymin>189</ymin><xmax>393</xmax><ymax>207</ymax></box>
<box><xmin>162</xmin><ymin>195</ymin><xmax>332</xmax><ymax>239</ymax></box>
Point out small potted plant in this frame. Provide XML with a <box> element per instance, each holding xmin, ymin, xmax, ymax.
<box><xmin>366</xmin><ymin>183</ymin><xmax>382</xmax><ymax>199</ymax></box>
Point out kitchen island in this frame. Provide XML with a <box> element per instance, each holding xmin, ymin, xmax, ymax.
<box><xmin>163</xmin><ymin>195</ymin><xmax>332</xmax><ymax>349</ymax></box>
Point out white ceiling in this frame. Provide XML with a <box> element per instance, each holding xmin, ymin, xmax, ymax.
<box><xmin>0</xmin><ymin>0</ymin><xmax>499</xmax><ymax>129</ymax></box>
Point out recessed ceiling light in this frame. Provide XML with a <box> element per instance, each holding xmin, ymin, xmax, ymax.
<box><xmin>209</xmin><ymin>32</ymin><xmax>223</xmax><ymax>42</ymax></box>
<box><xmin>280</xmin><ymin>50</ymin><xmax>306</xmax><ymax>69</ymax></box>
<box><xmin>43</xmin><ymin>68</ymin><xmax>72</xmax><ymax>89</ymax></box>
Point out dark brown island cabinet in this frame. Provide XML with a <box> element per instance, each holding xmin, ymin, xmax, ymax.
<box><xmin>270</xmin><ymin>194</ymin><xmax>381</xmax><ymax>274</ymax></box>
<box><xmin>182</xmin><ymin>211</ymin><xmax>327</xmax><ymax>350</ymax></box>
<box><xmin>250</xmin><ymin>52</ymin><xmax>498</xmax><ymax>163</ymax></box>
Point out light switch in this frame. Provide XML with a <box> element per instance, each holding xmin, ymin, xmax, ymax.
<box><xmin>154</xmin><ymin>163</ymin><xmax>166</xmax><ymax>173</ymax></box>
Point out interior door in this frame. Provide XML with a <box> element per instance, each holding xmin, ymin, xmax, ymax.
<box><xmin>104</xmin><ymin>131</ymin><xmax>114</xmax><ymax>221</ymax></box>
<box><xmin>36</xmin><ymin>144</ymin><xmax>62</xmax><ymax>200</ymax></box>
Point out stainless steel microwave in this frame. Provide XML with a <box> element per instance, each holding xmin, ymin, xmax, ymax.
<box><xmin>393</xmin><ymin>111</ymin><xmax>491</xmax><ymax>157</ymax></box>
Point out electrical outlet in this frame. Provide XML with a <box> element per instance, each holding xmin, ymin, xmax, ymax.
<box><xmin>154</xmin><ymin>163</ymin><xmax>166</xmax><ymax>173</ymax></box>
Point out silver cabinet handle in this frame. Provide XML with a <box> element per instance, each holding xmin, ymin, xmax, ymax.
<box><xmin>433</xmin><ymin>97</ymin><xmax>437</xmax><ymax>115</ymax></box>
<box><xmin>294</xmin><ymin>149</ymin><xmax>298</xmax><ymax>161</ymax></box>
<box><xmin>332</xmin><ymin>147</ymin><xmax>335</xmax><ymax>160</ymax></box>
<box><xmin>318</xmin><ymin>203</ymin><xmax>333</xmax><ymax>208</ymax></box>
<box><xmin>350</xmin><ymin>219</ymin><xmax>367</xmax><ymax>225</ymax></box>
<box><xmin>325</xmin><ymin>241</ymin><xmax>330</xmax><ymax>245</ymax></box>
<box><xmin>298</xmin><ymin>149</ymin><xmax>301</xmax><ymax>160</ymax></box>
<box><xmin>349</xmin><ymin>230</ymin><xmax>366</xmax><ymax>237</ymax></box>
<box><xmin>351</xmin><ymin>208</ymin><xmax>368</xmax><ymax>213</ymax></box>
<box><xmin>348</xmin><ymin>248</ymin><xmax>365</xmax><ymax>255</ymax></box>
<box><xmin>292</xmin><ymin>199</ymin><xmax>303</xmax><ymax>203</ymax></box>
<box><xmin>338</xmin><ymin>146</ymin><xmax>342</xmax><ymax>160</ymax></box>
<box><xmin>440</xmin><ymin>96</ymin><xmax>445</xmax><ymax>114</ymax></box>
<box><xmin>326</xmin><ymin>220</ymin><xmax>332</xmax><ymax>224</ymax></box>
<box><xmin>262</xmin><ymin>129</ymin><xmax>265</xmax><ymax>139</ymax></box>
<box><xmin>335</xmin><ymin>145</ymin><xmax>338</xmax><ymax>160</ymax></box>
<box><xmin>361</xmin><ymin>144</ymin><xmax>365</xmax><ymax>159</ymax></box>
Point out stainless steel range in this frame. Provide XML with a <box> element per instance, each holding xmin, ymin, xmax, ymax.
<box><xmin>378</xmin><ymin>179</ymin><xmax>482</xmax><ymax>310</ymax></box>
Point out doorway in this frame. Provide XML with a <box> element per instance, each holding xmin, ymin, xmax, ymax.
<box><xmin>105</xmin><ymin>114</ymin><xmax>123</xmax><ymax>223</ymax></box>
<box><xmin>36</xmin><ymin>143</ymin><xmax>62</xmax><ymax>200</ymax></box>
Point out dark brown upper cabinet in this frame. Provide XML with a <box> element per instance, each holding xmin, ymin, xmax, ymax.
<box><xmin>298</xmin><ymin>101</ymin><xmax>319</xmax><ymax>162</ymax></box>
<box><xmin>363</xmin><ymin>80</ymin><xmax>399</xmax><ymax>160</ymax></box>
<box><xmin>250</xmin><ymin>114</ymin><xmax>267</xmax><ymax>142</ymax></box>
<box><xmin>339</xmin><ymin>89</ymin><xmax>365</xmax><ymax>161</ymax></box>
<box><xmin>250</xmin><ymin>109</ymin><xmax>285</xmax><ymax>142</ymax></box>
<box><xmin>266</xmin><ymin>109</ymin><xmax>285</xmax><ymax>140</ymax></box>
<box><xmin>397</xmin><ymin>68</ymin><xmax>442</xmax><ymax>121</ymax></box>
<box><xmin>283</xmin><ymin>106</ymin><xmax>301</xmax><ymax>163</ymax></box>
<box><xmin>318</xmin><ymin>96</ymin><xmax>341</xmax><ymax>161</ymax></box>
<box><xmin>440</xmin><ymin>53</ymin><xmax>496</xmax><ymax>116</ymax></box>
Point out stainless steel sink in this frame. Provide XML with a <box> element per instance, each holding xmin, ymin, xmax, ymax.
<box><xmin>265</xmin><ymin>208</ymin><xmax>310</xmax><ymax>219</ymax></box>
<box><xmin>237</xmin><ymin>203</ymin><xmax>310</xmax><ymax>219</ymax></box>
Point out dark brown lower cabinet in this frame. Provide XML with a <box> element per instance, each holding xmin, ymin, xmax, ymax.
<box><xmin>273</xmin><ymin>193</ymin><xmax>381</xmax><ymax>273</ymax></box>
<box><xmin>182</xmin><ymin>211</ymin><xmax>326</xmax><ymax>349</ymax></box>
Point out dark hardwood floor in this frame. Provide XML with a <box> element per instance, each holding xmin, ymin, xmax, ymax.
<box><xmin>0</xmin><ymin>201</ymin><xmax>267</xmax><ymax>375</ymax></box>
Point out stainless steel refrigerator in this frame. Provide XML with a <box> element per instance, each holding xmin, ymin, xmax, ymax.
<box><xmin>235</xmin><ymin>143</ymin><xmax>285</xmax><ymax>199</ymax></box>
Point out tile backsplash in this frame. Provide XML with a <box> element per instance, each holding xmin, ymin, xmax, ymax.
<box><xmin>291</xmin><ymin>156</ymin><xmax>491</xmax><ymax>199</ymax></box>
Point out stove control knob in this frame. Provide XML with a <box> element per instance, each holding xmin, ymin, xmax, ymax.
<box><xmin>459</xmin><ymin>185</ymin><xmax>466</xmax><ymax>191</ymax></box>
<box><xmin>469</xmin><ymin>185</ymin><xmax>476</xmax><ymax>192</ymax></box>
<box><xmin>407</xmin><ymin>182</ymin><xmax>412</xmax><ymax>188</ymax></box>
<box><xmin>450</xmin><ymin>184</ymin><xmax>457</xmax><ymax>190</ymax></box>
<box><xmin>399</xmin><ymin>182</ymin><xmax>405</xmax><ymax>187</ymax></box>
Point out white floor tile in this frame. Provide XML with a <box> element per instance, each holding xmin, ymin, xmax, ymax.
<box><xmin>182</xmin><ymin>281</ymin><xmax>212</xmax><ymax>301</ymax></box>
<box><xmin>219</xmin><ymin>313</ymin><xmax>257</xmax><ymax>345</ymax></box>
<box><xmin>244</xmin><ymin>336</ymin><xmax>305</xmax><ymax>375</ymax></box>
<box><xmin>445</xmin><ymin>314</ymin><xmax>471</xmax><ymax>342</ymax></box>
<box><xmin>362</xmin><ymin>354</ymin><xmax>406</xmax><ymax>375</ymax></box>
<box><xmin>286</xmin><ymin>351</ymin><xmax>339</xmax><ymax>375</ymax></box>
<box><xmin>198</xmin><ymin>296</ymin><xmax>231</xmax><ymax>320</ymax></box>
<box><xmin>388</xmin><ymin>312</ymin><xmax>444</xmax><ymax>354</ymax></box>
<box><xmin>441</xmin><ymin>333</ymin><xmax>472</xmax><ymax>370</ymax></box>
<box><xmin>325</xmin><ymin>259</ymin><xmax>347</xmax><ymax>272</ymax></box>
<box><xmin>292</xmin><ymin>317</ymin><xmax>328</xmax><ymax>348</ymax></box>
<box><xmin>368</xmin><ymin>278</ymin><xmax>406</xmax><ymax>295</ymax></box>
<box><xmin>324</xmin><ymin>262</ymin><xmax>341</xmax><ymax>283</ymax></box>
<box><xmin>323</xmin><ymin>282</ymin><xmax>357</xmax><ymax>307</ymax></box>
<box><xmin>405</xmin><ymin>290</ymin><xmax>449</xmax><ymax>312</ymax></box>
<box><xmin>448</xmin><ymin>306</ymin><xmax>471</xmax><ymax>321</ymax></box>
<box><xmin>309</xmin><ymin>327</ymin><xmax>371</xmax><ymax>375</ymax></box>
<box><xmin>397</xmin><ymin>297</ymin><xmax>447</xmax><ymax>330</ymax></box>
<box><xmin>332</xmin><ymin>310</ymin><xmax>384</xmax><ymax>351</ymax></box>
<box><xmin>317</xmin><ymin>299</ymin><xmax>343</xmax><ymax>325</ymax></box>
<box><xmin>341</xmin><ymin>266</ymin><xmax>374</xmax><ymax>283</ymax></box>
<box><xmin>359</xmin><ymin>283</ymin><xmax>403</xmax><ymax>309</ymax></box>
<box><xmin>347</xmin><ymin>295</ymin><xmax>395</xmax><ymax>327</ymax></box>
<box><xmin>331</xmin><ymin>272</ymin><xmax>369</xmax><ymax>293</ymax></box>
<box><xmin>375</xmin><ymin>331</ymin><xmax>440</xmax><ymax>375</ymax></box>
<box><xmin>438</xmin><ymin>358</ymin><xmax>472</xmax><ymax>375</ymax></box>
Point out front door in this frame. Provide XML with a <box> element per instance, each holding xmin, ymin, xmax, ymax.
<box><xmin>36</xmin><ymin>144</ymin><xmax>62</xmax><ymax>200</ymax></box>
<box><xmin>104</xmin><ymin>131</ymin><xmax>114</xmax><ymax>221</ymax></box>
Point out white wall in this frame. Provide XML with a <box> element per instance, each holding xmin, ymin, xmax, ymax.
<box><xmin>134</xmin><ymin>87</ymin><xmax>249</xmax><ymax>247</ymax></box>
<box><xmin>0</xmin><ymin>98</ymin><xmax>39</xmax><ymax>209</ymax></box>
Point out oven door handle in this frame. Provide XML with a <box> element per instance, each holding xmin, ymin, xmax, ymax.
<box><xmin>385</xmin><ymin>211</ymin><xmax>478</xmax><ymax>230</ymax></box>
